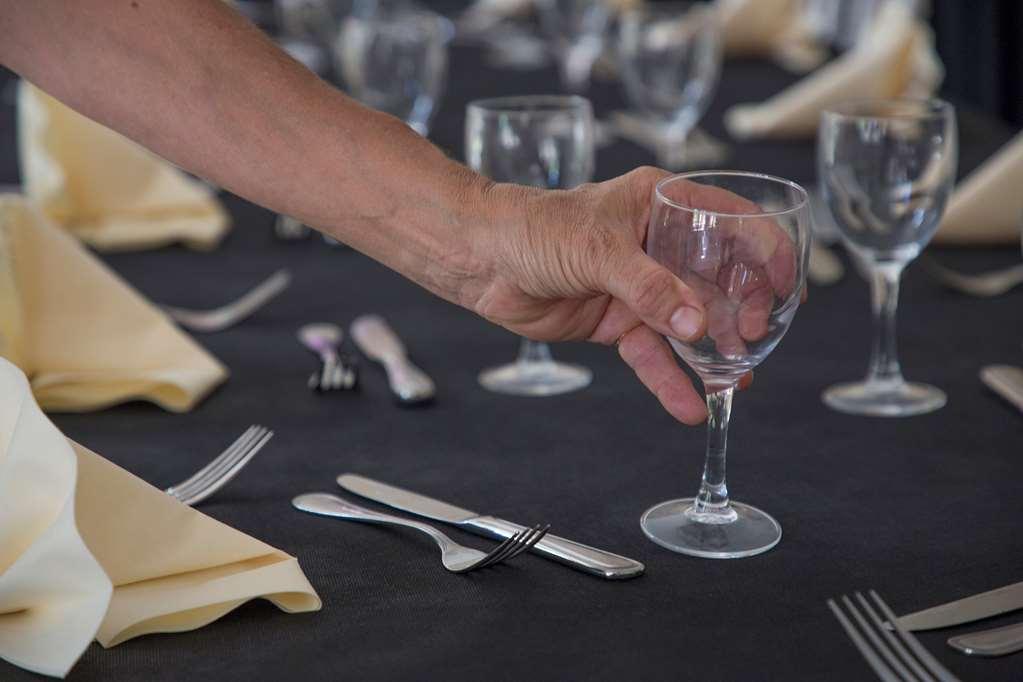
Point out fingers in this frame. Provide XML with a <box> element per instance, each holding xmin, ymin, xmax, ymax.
<box><xmin>617</xmin><ymin>325</ymin><xmax>708</xmax><ymax>425</ymax></box>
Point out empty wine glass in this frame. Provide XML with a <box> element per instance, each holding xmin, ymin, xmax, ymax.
<box><xmin>617</xmin><ymin>3</ymin><xmax>721</xmax><ymax>168</ymax></box>
<box><xmin>536</xmin><ymin>0</ymin><xmax>611</xmax><ymax>93</ymax></box>
<box><xmin>819</xmin><ymin>99</ymin><xmax>957</xmax><ymax>417</ymax></box>
<box><xmin>335</xmin><ymin>6</ymin><xmax>453</xmax><ymax>135</ymax></box>
<box><xmin>641</xmin><ymin>171</ymin><xmax>811</xmax><ymax>558</ymax></box>
<box><xmin>465</xmin><ymin>95</ymin><xmax>595</xmax><ymax>396</ymax></box>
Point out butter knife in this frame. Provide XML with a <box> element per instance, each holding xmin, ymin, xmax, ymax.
<box><xmin>948</xmin><ymin>621</ymin><xmax>1023</xmax><ymax>657</ymax></box>
<box><xmin>350</xmin><ymin>315</ymin><xmax>435</xmax><ymax>405</ymax></box>
<box><xmin>337</xmin><ymin>473</ymin><xmax>645</xmax><ymax>580</ymax></box>
<box><xmin>897</xmin><ymin>580</ymin><xmax>1023</xmax><ymax>631</ymax></box>
<box><xmin>980</xmin><ymin>365</ymin><xmax>1023</xmax><ymax>413</ymax></box>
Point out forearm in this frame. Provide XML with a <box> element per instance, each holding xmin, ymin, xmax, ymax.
<box><xmin>0</xmin><ymin>0</ymin><xmax>511</xmax><ymax>307</ymax></box>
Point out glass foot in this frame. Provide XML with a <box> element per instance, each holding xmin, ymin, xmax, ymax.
<box><xmin>822</xmin><ymin>380</ymin><xmax>946</xmax><ymax>417</ymax></box>
<box><xmin>640</xmin><ymin>498</ymin><xmax>781</xmax><ymax>559</ymax></box>
<box><xmin>478</xmin><ymin>360</ymin><xmax>592</xmax><ymax>396</ymax></box>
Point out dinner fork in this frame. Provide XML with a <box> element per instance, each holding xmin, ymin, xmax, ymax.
<box><xmin>828</xmin><ymin>590</ymin><xmax>961</xmax><ymax>682</ymax></box>
<box><xmin>165</xmin><ymin>425</ymin><xmax>274</xmax><ymax>506</ymax></box>
<box><xmin>162</xmin><ymin>269</ymin><xmax>292</xmax><ymax>333</ymax></box>
<box><xmin>292</xmin><ymin>493</ymin><xmax>549</xmax><ymax>574</ymax></box>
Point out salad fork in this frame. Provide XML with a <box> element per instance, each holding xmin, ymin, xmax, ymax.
<box><xmin>165</xmin><ymin>425</ymin><xmax>274</xmax><ymax>506</ymax></box>
<box><xmin>292</xmin><ymin>493</ymin><xmax>549</xmax><ymax>574</ymax></box>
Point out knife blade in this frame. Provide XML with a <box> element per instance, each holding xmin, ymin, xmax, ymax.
<box><xmin>897</xmin><ymin>581</ymin><xmax>1023</xmax><ymax>631</ymax></box>
<box><xmin>981</xmin><ymin>365</ymin><xmax>1023</xmax><ymax>414</ymax></box>
<box><xmin>337</xmin><ymin>473</ymin><xmax>644</xmax><ymax>580</ymax></box>
<box><xmin>947</xmin><ymin>620</ymin><xmax>1023</xmax><ymax>657</ymax></box>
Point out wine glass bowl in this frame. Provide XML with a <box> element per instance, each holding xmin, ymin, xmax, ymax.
<box><xmin>641</xmin><ymin>171</ymin><xmax>811</xmax><ymax>558</ymax></box>
<box><xmin>536</xmin><ymin>0</ymin><xmax>611</xmax><ymax>93</ymax></box>
<box><xmin>818</xmin><ymin>98</ymin><xmax>957</xmax><ymax>417</ymax></box>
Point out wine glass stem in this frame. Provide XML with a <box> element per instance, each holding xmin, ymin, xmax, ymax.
<box><xmin>692</xmin><ymin>385</ymin><xmax>736</xmax><ymax>521</ymax></box>
<box><xmin>866</xmin><ymin>262</ymin><xmax>906</xmax><ymax>387</ymax></box>
<box><xmin>516</xmin><ymin>338</ymin><xmax>553</xmax><ymax>366</ymax></box>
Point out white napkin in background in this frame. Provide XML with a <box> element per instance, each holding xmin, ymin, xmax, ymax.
<box><xmin>724</xmin><ymin>2</ymin><xmax>943</xmax><ymax>140</ymax></box>
<box><xmin>718</xmin><ymin>0</ymin><xmax>828</xmax><ymax>73</ymax></box>
<box><xmin>935</xmin><ymin>130</ymin><xmax>1023</xmax><ymax>245</ymax></box>
<box><xmin>0</xmin><ymin>358</ymin><xmax>320</xmax><ymax>678</ymax></box>
<box><xmin>0</xmin><ymin>194</ymin><xmax>227</xmax><ymax>412</ymax></box>
<box><xmin>18</xmin><ymin>82</ymin><xmax>230</xmax><ymax>252</ymax></box>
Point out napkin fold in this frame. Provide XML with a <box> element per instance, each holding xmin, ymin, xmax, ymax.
<box><xmin>718</xmin><ymin>0</ymin><xmax>828</xmax><ymax>73</ymax></box>
<box><xmin>724</xmin><ymin>2</ymin><xmax>943</xmax><ymax>140</ymax></box>
<box><xmin>18</xmin><ymin>82</ymin><xmax>230</xmax><ymax>252</ymax></box>
<box><xmin>935</xmin><ymin>130</ymin><xmax>1023</xmax><ymax>245</ymax></box>
<box><xmin>0</xmin><ymin>194</ymin><xmax>227</xmax><ymax>411</ymax></box>
<box><xmin>0</xmin><ymin>358</ymin><xmax>321</xmax><ymax>678</ymax></box>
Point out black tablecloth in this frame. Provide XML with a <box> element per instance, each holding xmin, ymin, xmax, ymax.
<box><xmin>4</xmin><ymin>45</ymin><xmax>1023</xmax><ymax>682</ymax></box>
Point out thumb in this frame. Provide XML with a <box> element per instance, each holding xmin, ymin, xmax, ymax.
<box><xmin>605</xmin><ymin>250</ymin><xmax>706</xmax><ymax>342</ymax></box>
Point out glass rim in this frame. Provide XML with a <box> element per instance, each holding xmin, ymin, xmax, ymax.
<box><xmin>349</xmin><ymin>9</ymin><xmax>455</xmax><ymax>39</ymax></box>
<box><xmin>821</xmin><ymin>97</ymin><xmax>954</xmax><ymax>122</ymax></box>
<box><xmin>622</xmin><ymin>1</ymin><xmax>715</xmax><ymax>18</ymax></box>
<box><xmin>466</xmin><ymin>95</ymin><xmax>593</xmax><ymax>118</ymax></box>
<box><xmin>654</xmin><ymin>171</ymin><xmax>809</xmax><ymax>218</ymax></box>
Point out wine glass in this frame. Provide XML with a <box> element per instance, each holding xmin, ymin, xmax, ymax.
<box><xmin>641</xmin><ymin>171</ymin><xmax>811</xmax><ymax>558</ymax></box>
<box><xmin>335</xmin><ymin>6</ymin><xmax>454</xmax><ymax>136</ymax></box>
<box><xmin>536</xmin><ymin>0</ymin><xmax>611</xmax><ymax>93</ymax></box>
<box><xmin>617</xmin><ymin>3</ymin><xmax>721</xmax><ymax>168</ymax></box>
<box><xmin>465</xmin><ymin>95</ymin><xmax>596</xmax><ymax>396</ymax></box>
<box><xmin>819</xmin><ymin>99</ymin><xmax>957</xmax><ymax>417</ymax></box>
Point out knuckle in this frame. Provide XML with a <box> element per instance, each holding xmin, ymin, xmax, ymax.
<box><xmin>629</xmin><ymin>267</ymin><xmax>674</xmax><ymax>315</ymax></box>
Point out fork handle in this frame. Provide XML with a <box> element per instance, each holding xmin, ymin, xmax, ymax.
<box><xmin>292</xmin><ymin>493</ymin><xmax>453</xmax><ymax>547</ymax></box>
<box><xmin>462</xmin><ymin>516</ymin><xmax>644</xmax><ymax>580</ymax></box>
<box><xmin>948</xmin><ymin>622</ymin><xmax>1023</xmax><ymax>657</ymax></box>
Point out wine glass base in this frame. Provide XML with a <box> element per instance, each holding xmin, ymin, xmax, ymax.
<box><xmin>822</xmin><ymin>381</ymin><xmax>946</xmax><ymax>417</ymax></box>
<box><xmin>640</xmin><ymin>498</ymin><xmax>782</xmax><ymax>559</ymax></box>
<box><xmin>478</xmin><ymin>361</ymin><xmax>592</xmax><ymax>396</ymax></box>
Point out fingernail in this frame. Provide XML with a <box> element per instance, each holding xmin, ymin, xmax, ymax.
<box><xmin>670</xmin><ymin>307</ymin><xmax>703</xmax><ymax>340</ymax></box>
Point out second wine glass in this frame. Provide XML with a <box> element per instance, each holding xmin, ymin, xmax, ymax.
<box><xmin>465</xmin><ymin>95</ymin><xmax>596</xmax><ymax>396</ymax></box>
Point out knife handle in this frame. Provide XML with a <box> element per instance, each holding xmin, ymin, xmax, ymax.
<box><xmin>948</xmin><ymin>622</ymin><xmax>1023</xmax><ymax>657</ymax></box>
<box><xmin>464</xmin><ymin>516</ymin><xmax>644</xmax><ymax>580</ymax></box>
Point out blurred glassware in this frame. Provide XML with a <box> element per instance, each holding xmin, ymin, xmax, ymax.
<box><xmin>641</xmin><ymin>171</ymin><xmax>811</xmax><ymax>558</ymax></box>
<box><xmin>465</xmin><ymin>95</ymin><xmax>596</xmax><ymax>396</ymax></box>
<box><xmin>818</xmin><ymin>98</ymin><xmax>957</xmax><ymax>417</ymax></box>
<box><xmin>616</xmin><ymin>2</ymin><xmax>721</xmax><ymax>168</ymax></box>
<box><xmin>274</xmin><ymin>0</ymin><xmax>339</xmax><ymax>76</ymax></box>
<box><xmin>800</xmin><ymin>0</ymin><xmax>927</xmax><ymax>51</ymax></box>
<box><xmin>335</xmin><ymin>6</ymin><xmax>453</xmax><ymax>135</ymax></box>
<box><xmin>536</xmin><ymin>0</ymin><xmax>612</xmax><ymax>93</ymax></box>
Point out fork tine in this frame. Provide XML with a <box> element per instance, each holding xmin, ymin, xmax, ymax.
<box><xmin>869</xmin><ymin>591</ymin><xmax>961</xmax><ymax>682</ymax></box>
<box><xmin>168</xmin><ymin>426</ymin><xmax>260</xmax><ymax>495</ymax></box>
<box><xmin>501</xmin><ymin>524</ymin><xmax>549</xmax><ymax>563</ymax></box>
<box><xmin>855</xmin><ymin>592</ymin><xmax>933</xmax><ymax>682</ymax></box>
<box><xmin>170</xmin><ymin>426</ymin><xmax>266</xmax><ymax>498</ymax></box>
<box><xmin>827</xmin><ymin>598</ymin><xmax>902</xmax><ymax>682</ymax></box>
<box><xmin>175</xmin><ymin>429</ymin><xmax>274</xmax><ymax>507</ymax></box>
<box><xmin>842</xmin><ymin>595</ymin><xmax>919</xmax><ymax>682</ymax></box>
<box><xmin>176</xmin><ymin>427</ymin><xmax>270</xmax><ymax>498</ymax></box>
<box><xmin>470</xmin><ymin>531</ymin><xmax>524</xmax><ymax>570</ymax></box>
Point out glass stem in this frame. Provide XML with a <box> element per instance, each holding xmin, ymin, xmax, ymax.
<box><xmin>691</xmin><ymin>385</ymin><xmax>738</xmax><ymax>523</ymax></box>
<box><xmin>516</xmin><ymin>338</ymin><xmax>552</xmax><ymax>366</ymax></box>
<box><xmin>866</xmin><ymin>262</ymin><xmax>905</xmax><ymax>387</ymax></box>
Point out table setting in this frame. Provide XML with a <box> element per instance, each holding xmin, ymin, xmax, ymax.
<box><xmin>1</xmin><ymin>0</ymin><xmax>1022</xmax><ymax>680</ymax></box>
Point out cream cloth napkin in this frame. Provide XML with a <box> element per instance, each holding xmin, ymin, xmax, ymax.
<box><xmin>18</xmin><ymin>81</ymin><xmax>230</xmax><ymax>252</ymax></box>
<box><xmin>718</xmin><ymin>0</ymin><xmax>828</xmax><ymax>73</ymax></box>
<box><xmin>935</xmin><ymin>130</ymin><xmax>1023</xmax><ymax>245</ymax></box>
<box><xmin>0</xmin><ymin>358</ymin><xmax>321</xmax><ymax>678</ymax></box>
<box><xmin>0</xmin><ymin>194</ymin><xmax>227</xmax><ymax>412</ymax></box>
<box><xmin>724</xmin><ymin>2</ymin><xmax>943</xmax><ymax>140</ymax></box>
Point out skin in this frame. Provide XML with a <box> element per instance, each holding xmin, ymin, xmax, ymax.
<box><xmin>0</xmin><ymin>0</ymin><xmax>794</xmax><ymax>425</ymax></box>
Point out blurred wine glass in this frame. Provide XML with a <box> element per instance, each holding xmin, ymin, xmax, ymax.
<box><xmin>335</xmin><ymin>6</ymin><xmax>453</xmax><ymax>136</ymax></box>
<box><xmin>465</xmin><ymin>95</ymin><xmax>596</xmax><ymax>396</ymax></box>
<box><xmin>617</xmin><ymin>2</ymin><xmax>720</xmax><ymax>168</ymax></box>
<box><xmin>818</xmin><ymin>98</ymin><xmax>957</xmax><ymax>417</ymax></box>
<box><xmin>536</xmin><ymin>0</ymin><xmax>611</xmax><ymax>93</ymax></box>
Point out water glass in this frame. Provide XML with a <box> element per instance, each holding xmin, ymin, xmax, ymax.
<box><xmin>536</xmin><ymin>0</ymin><xmax>611</xmax><ymax>93</ymax></box>
<box><xmin>818</xmin><ymin>98</ymin><xmax>957</xmax><ymax>416</ymax></box>
<box><xmin>465</xmin><ymin>96</ymin><xmax>596</xmax><ymax>396</ymax></box>
<box><xmin>642</xmin><ymin>171</ymin><xmax>811</xmax><ymax>558</ymax></box>
<box><xmin>617</xmin><ymin>3</ymin><xmax>720</xmax><ymax>168</ymax></box>
<box><xmin>335</xmin><ymin>7</ymin><xmax>453</xmax><ymax>135</ymax></box>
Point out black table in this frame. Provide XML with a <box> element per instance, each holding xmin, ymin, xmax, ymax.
<box><xmin>4</xmin><ymin>44</ymin><xmax>1023</xmax><ymax>682</ymax></box>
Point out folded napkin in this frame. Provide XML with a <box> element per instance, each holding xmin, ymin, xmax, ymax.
<box><xmin>18</xmin><ymin>82</ymin><xmax>230</xmax><ymax>252</ymax></box>
<box><xmin>0</xmin><ymin>194</ymin><xmax>227</xmax><ymax>411</ymax></box>
<box><xmin>0</xmin><ymin>358</ymin><xmax>321</xmax><ymax>678</ymax></box>
<box><xmin>935</xmin><ymin>130</ymin><xmax>1023</xmax><ymax>245</ymax></box>
<box><xmin>718</xmin><ymin>0</ymin><xmax>828</xmax><ymax>73</ymax></box>
<box><xmin>724</xmin><ymin>2</ymin><xmax>943</xmax><ymax>140</ymax></box>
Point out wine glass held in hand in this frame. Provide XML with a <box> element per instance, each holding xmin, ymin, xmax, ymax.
<box><xmin>642</xmin><ymin>171</ymin><xmax>811</xmax><ymax>559</ymax></box>
<box><xmin>819</xmin><ymin>98</ymin><xmax>957</xmax><ymax>417</ymax></box>
<box><xmin>465</xmin><ymin>95</ymin><xmax>596</xmax><ymax>396</ymax></box>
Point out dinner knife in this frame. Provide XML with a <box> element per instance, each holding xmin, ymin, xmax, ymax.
<box><xmin>948</xmin><ymin>621</ymin><xmax>1023</xmax><ymax>657</ymax></box>
<box><xmin>897</xmin><ymin>581</ymin><xmax>1023</xmax><ymax>631</ymax></box>
<box><xmin>337</xmin><ymin>473</ymin><xmax>645</xmax><ymax>580</ymax></box>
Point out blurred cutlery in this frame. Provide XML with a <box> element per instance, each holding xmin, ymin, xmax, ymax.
<box><xmin>923</xmin><ymin>257</ymin><xmax>1023</xmax><ymax>297</ymax></box>
<box><xmin>274</xmin><ymin>213</ymin><xmax>311</xmax><ymax>240</ymax></box>
<box><xmin>350</xmin><ymin>315</ymin><xmax>435</xmax><ymax>405</ymax></box>
<box><xmin>298</xmin><ymin>323</ymin><xmax>358</xmax><ymax>392</ymax></box>
<box><xmin>165</xmin><ymin>425</ymin><xmax>273</xmax><ymax>506</ymax></box>
<box><xmin>981</xmin><ymin>365</ymin><xmax>1023</xmax><ymax>413</ymax></box>
<box><xmin>163</xmin><ymin>269</ymin><xmax>291</xmax><ymax>333</ymax></box>
<box><xmin>948</xmin><ymin>620</ymin><xmax>1023</xmax><ymax>657</ymax></box>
